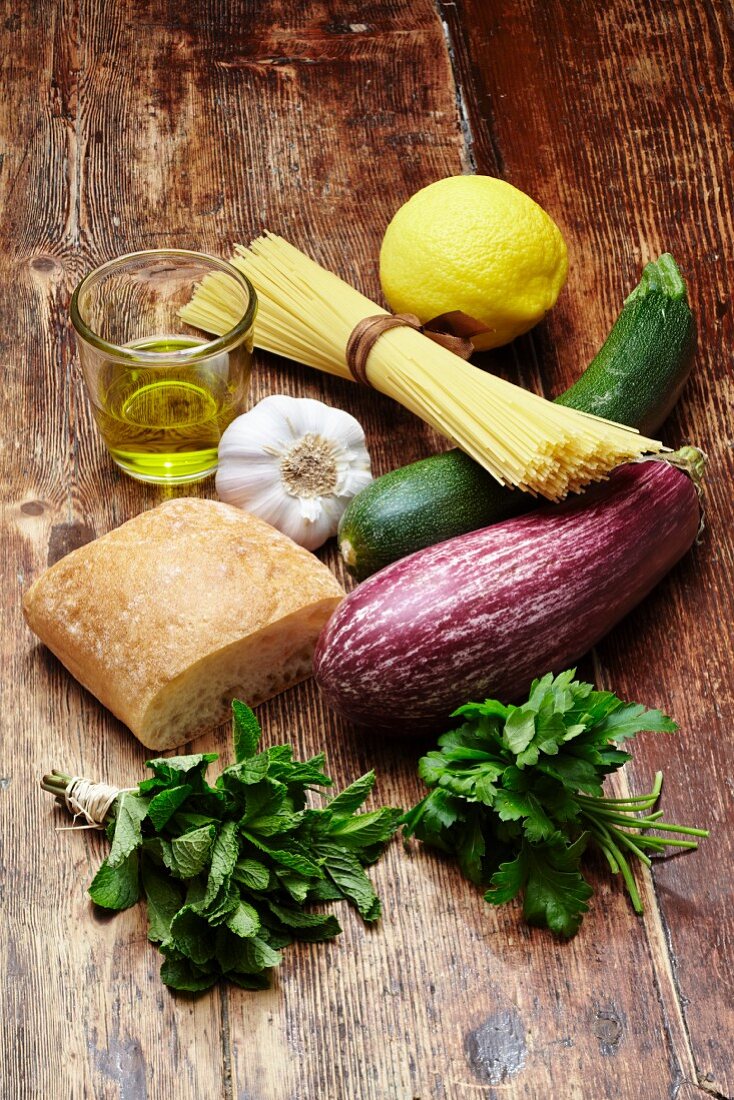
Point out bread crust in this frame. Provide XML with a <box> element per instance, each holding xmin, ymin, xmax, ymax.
<box><xmin>22</xmin><ymin>498</ymin><xmax>345</xmax><ymax>748</ymax></box>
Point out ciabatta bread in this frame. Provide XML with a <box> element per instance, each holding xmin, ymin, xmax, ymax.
<box><xmin>23</xmin><ymin>498</ymin><xmax>345</xmax><ymax>750</ymax></box>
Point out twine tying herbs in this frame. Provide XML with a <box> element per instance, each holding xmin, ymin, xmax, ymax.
<box><xmin>40</xmin><ymin>770</ymin><xmax>131</xmax><ymax>829</ymax></box>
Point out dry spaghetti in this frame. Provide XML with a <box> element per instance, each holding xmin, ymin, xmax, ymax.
<box><xmin>180</xmin><ymin>234</ymin><xmax>665</xmax><ymax>500</ymax></box>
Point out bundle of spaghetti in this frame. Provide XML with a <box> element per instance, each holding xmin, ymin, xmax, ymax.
<box><xmin>180</xmin><ymin>233</ymin><xmax>665</xmax><ymax>500</ymax></box>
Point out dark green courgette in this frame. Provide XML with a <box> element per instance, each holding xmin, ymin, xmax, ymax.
<box><xmin>338</xmin><ymin>254</ymin><xmax>695</xmax><ymax>581</ymax></box>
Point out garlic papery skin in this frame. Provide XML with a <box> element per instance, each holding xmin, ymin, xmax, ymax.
<box><xmin>216</xmin><ymin>395</ymin><xmax>373</xmax><ymax>550</ymax></box>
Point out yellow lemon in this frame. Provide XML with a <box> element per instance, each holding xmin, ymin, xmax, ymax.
<box><xmin>379</xmin><ymin>175</ymin><xmax>568</xmax><ymax>350</ymax></box>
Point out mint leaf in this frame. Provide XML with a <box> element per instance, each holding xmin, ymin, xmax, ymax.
<box><xmin>226</xmin><ymin>900</ymin><xmax>260</xmax><ymax>939</ymax></box>
<box><xmin>269</xmin><ymin>755</ymin><xmax>331</xmax><ymax>789</ymax></box>
<box><xmin>244</xmin><ymin>811</ymin><xmax>301</xmax><ymax>837</ymax></box>
<box><xmin>89</xmin><ymin>851</ymin><xmax>140</xmax><ymax>910</ymax></box>
<box><xmin>327</xmin><ymin>808</ymin><xmax>402</xmax><ymax>849</ymax></box>
<box><xmin>221</xmin><ymin>754</ymin><xmax>270</xmax><ymax>792</ymax></box>
<box><xmin>142</xmin><ymin>859</ymin><xmax>183</xmax><ymax>945</ymax></box>
<box><xmin>268</xmin><ymin>901</ymin><xmax>341</xmax><ymax>941</ymax></box>
<box><xmin>232</xmin><ymin>700</ymin><xmax>262</xmax><ymax>762</ymax></box>
<box><xmin>58</xmin><ymin>696</ymin><xmax>398</xmax><ymax>995</ymax></box>
<box><xmin>325</xmin><ymin>772</ymin><xmax>375</xmax><ymax>815</ymax></box>
<box><xmin>108</xmin><ymin>793</ymin><xmax>149</xmax><ymax>868</ymax></box>
<box><xmin>240</xmin><ymin>936</ymin><xmax>282</xmax><ymax>971</ymax></box>
<box><xmin>171</xmin><ymin>825</ymin><xmax>217</xmax><ymax>878</ymax></box>
<box><xmin>242</xmin><ymin>832</ymin><xmax>323</xmax><ymax>878</ymax></box>
<box><xmin>203</xmin><ymin>822</ymin><xmax>239</xmax><ymax>906</ymax></box>
<box><xmin>148</xmin><ymin>785</ymin><xmax>192</xmax><ymax>832</ymax></box>
<box><xmin>203</xmin><ymin>885</ymin><xmax>240</xmax><ymax>926</ymax></box>
<box><xmin>306</xmin><ymin>879</ymin><xmax>344</xmax><ymax>904</ymax></box>
<box><xmin>240</xmin><ymin>778</ymin><xmax>287</xmax><ymax>824</ymax></box>
<box><xmin>228</xmin><ymin>971</ymin><xmax>271</xmax><ymax>990</ymax></box>
<box><xmin>160</xmin><ymin>957</ymin><xmax>217</xmax><ymax>992</ymax></box>
<box><xmin>169</xmin><ymin>812</ymin><xmax>218</xmax><ymax>831</ymax></box>
<box><xmin>275</xmin><ymin>872</ymin><xmax>311</xmax><ymax>904</ymax></box>
<box><xmin>232</xmin><ymin>858</ymin><xmax>270</xmax><ymax>892</ymax></box>
<box><xmin>171</xmin><ymin>906</ymin><xmax>216</xmax><ymax>965</ymax></box>
<box><xmin>319</xmin><ymin>844</ymin><xmax>382</xmax><ymax>921</ymax></box>
<box><xmin>147</xmin><ymin>753</ymin><xmax>218</xmax><ymax>788</ymax></box>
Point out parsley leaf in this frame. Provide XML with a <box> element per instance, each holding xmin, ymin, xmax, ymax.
<box><xmin>403</xmin><ymin>669</ymin><xmax>707</xmax><ymax>937</ymax></box>
<box><xmin>521</xmin><ymin>835</ymin><xmax>593</xmax><ymax>936</ymax></box>
<box><xmin>485</xmin><ymin>836</ymin><xmax>592</xmax><ymax>937</ymax></box>
<box><xmin>590</xmin><ymin>703</ymin><xmax>678</xmax><ymax>743</ymax></box>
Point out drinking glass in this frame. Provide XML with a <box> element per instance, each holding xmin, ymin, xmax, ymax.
<box><xmin>70</xmin><ymin>250</ymin><xmax>257</xmax><ymax>484</ymax></box>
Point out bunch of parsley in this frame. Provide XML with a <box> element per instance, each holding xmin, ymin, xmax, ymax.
<box><xmin>402</xmin><ymin>670</ymin><xmax>707</xmax><ymax>936</ymax></box>
<box><xmin>44</xmin><ymin>701</ymin><xmax>400</xmax><ymax>992</ymax></box>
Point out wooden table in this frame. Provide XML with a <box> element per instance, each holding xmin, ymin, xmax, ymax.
<box><xmin>2</xmin><ymin>3</ymin><xmax>732</xmax><ymax>1097</ymax></box>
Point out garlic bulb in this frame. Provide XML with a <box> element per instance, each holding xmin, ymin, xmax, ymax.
<box><xmin>216</xmin><ymin>395</ymin><xmax>373</xmax><ymax>550</ymax></box>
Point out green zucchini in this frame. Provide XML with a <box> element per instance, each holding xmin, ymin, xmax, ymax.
<box><xmin>338</xmin><ymin>254</ymin><xmax>695</xmax><ymax>581</ymax></box>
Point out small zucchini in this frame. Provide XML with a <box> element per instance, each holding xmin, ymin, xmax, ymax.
<box><xmin>338</xmin><ymin>254</ymin><xmax>695</xmax><ymax>581</ymax></box>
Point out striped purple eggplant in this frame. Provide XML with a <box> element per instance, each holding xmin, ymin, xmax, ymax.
<box><xmin>314</xmin><ymin>457</ymin><xmax>702</xmax><ymax>733</ymax></box>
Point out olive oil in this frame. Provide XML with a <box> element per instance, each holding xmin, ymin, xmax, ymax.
<box><xmin>91</xmin><ymin>336</ymin><xmax>251</xmax><ymax>483</ymax></box>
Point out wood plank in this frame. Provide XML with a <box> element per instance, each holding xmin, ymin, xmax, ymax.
<box><xmin>0</xmin><ymin>1</ymin><xmax>729</xmax><ymax>1098</ymax></box>
<box><xmin>0</xmin><ymin>3</ymin><xmax>229</xmax><ymax>1097</ymax></box>
<box><xmin>442</xmin><ymin>1</ymin><xmax>734</xmax><ymax>1096</ymax></box>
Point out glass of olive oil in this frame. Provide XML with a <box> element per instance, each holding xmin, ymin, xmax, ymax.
<box><xmin>70</xmin><ymin>250</ymin><xmax>257</xmax><ymax>483</ymax></box>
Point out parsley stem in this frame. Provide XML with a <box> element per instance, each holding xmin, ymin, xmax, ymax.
<box><xmin>588</xmin><ymin>794</ymin><xmax>658</xmax><ymax>807</ymax></box>
<box><xmin>581</xmin><ymin>811</ymin><xmax>652</xmax><ymax>867</ymax></box>
<box><xmin>399</xmin><ymin>796</ymin><xmax>430</xmax><ymax>838</ymax></box>
<box><xmin>626</xmin><ymin>818</ymin><xmax>708</xmax><ymax>836</ymax></box>
<box><xmin>596</xmin><ymin>841</ymin><xmax>620</xmax><ymax>874</ymax></box>
<box><xmin>604</xmin><ymin>825</ymin><xmax>652</xmax><ymax>868</ymax></box>
<box><xmin>579</xmin><ymin>807</ymin><xmax>658</xmax><ymax>827</ymax></box>
<box><xmin>589</xmin><ymin>821</ymin><xmax>643</xmax><ymax>913</ymax></box>
<box><xmin>578</xmin><ymin>795</ymin><xmax>658</xmax><ymax>811</ymax></box>
<box><xmin>577</xmin><ymin>804</ymin><xmax>708</xmax><ymax>837</ymax></box>
<box><xmin>632</xmin><ymin>836</ymin><xmax>700</xmax><ymax>850</ymax></box>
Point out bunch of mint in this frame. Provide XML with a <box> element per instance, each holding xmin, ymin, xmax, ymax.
<box><xmin>401</xmin><ymin>670</ymin><xmax>707</xmax><ymax>936</ymax></box>
<box><xmin>80</xmin><ymin>701</ymin><xmax>400</xmax><ymax>992</ymax></box>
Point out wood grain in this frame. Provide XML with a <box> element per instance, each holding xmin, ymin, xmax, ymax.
<box><xmin>442</xmin><ymin>1</ymin><xmax>734</xmax><ymax>1095</ymax></box>
<box><xmin>1</xmin><ymin>2</ymin><xmax>731</xmax><ymax>1098</ymax></box>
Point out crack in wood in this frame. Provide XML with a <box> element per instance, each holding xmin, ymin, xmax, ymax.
<box><xmin>434</xmin><ymin>2</ymin><xmax>477</xmax><ymax>173</ymax></box>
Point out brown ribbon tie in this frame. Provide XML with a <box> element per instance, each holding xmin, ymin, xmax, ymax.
<box><xmin>345</xmin><ymin>310</ymin><xmax>493</xmax><ymax>387</ymax></box>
